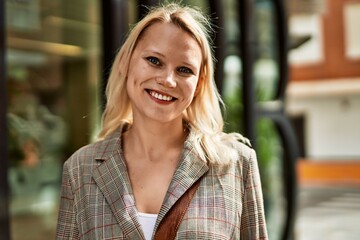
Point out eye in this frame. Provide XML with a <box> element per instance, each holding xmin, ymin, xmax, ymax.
<box><xmin>146</xmin><ymin>56</ymin><xmax>160</xmax><ymax>65</ymax></box>
<box><xmin>177</xmin><ymin>66</ymin><xmax>194</xmax><ymax>74</ymax></box>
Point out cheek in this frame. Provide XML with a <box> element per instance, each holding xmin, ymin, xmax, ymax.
<box><xmin>126</xmin><ymin>68</ymin><xmax>140</xmax><ymax>90</ymax></box>
<box><xmin>127</xmin><ymin>65</ymin><xmax>136</xmax><ymax>85</ymax></box>
<box><xmin>128</xmin><ymin>63</ymin><xmax>149</xmax><ymax>87</ymax></box>
<box><xmin>127</xmin><ymin>56</ymin><xmax>142</xmax><ymax>86</ymax></box>
<box><xmin>184</xmin><ymin>79</ymin><xmax>199</xmax><ymax>102</ymax></box>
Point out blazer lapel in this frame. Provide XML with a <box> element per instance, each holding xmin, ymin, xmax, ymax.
<box><xmin>155</xmin><ymin>138</ymin><xmax>209</xmax><ymax>230</ymax></box>
<box><xmin>92</xmin><ymin>125</ymin><xmax>144</xmax><ymax>240</ymax></box>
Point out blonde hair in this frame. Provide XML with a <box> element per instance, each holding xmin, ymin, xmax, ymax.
<box><xmin>99</xmin><ymin>3</ymin><xmax>245</xmax><ymax>164</ymax></box>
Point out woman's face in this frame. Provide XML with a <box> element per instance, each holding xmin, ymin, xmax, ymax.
<box><xmin>127</xmin><ymin>22</ymin><xmax>202</xmax><ymax>124</ymax></box>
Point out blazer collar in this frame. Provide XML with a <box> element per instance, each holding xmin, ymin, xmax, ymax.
<box><xmin>92</xmin><ymin>123</ymin><xmax>143</xmax><ymax>239</ymax></box>
<box><xmin>155</xmin><ymin>138</ymin><xmax>209</xmax><ymax>231</ymax></box>
<box><xmin>92</xmin><ymin>122</ymin><xmax>209</xmax><ymax>239</ymax></box>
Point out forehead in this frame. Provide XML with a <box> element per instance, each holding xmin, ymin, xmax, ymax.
<box><xmin>135</xmin><ymin>22</ymin><xmax>202</xmax><ymax>62</ymax></box>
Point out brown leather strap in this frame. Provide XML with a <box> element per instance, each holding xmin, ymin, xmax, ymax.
<box><xmin>154</xmin><ymin>178</ymin><xmax>202</xmax><ymax>240</ymax></box>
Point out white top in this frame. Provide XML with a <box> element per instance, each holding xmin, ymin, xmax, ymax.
<box><xmin>138</xmin><ymin>212</ymin><xmax>158</xmax><ymax>240</ymax></box>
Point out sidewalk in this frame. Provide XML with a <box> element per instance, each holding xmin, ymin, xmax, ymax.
<box><xmin>295</xmin><ymin>160</ymin><xmax>360</xmax><ymax>240</ymax></box>
<box><xmin>295</xmin><ymin>185</ymin><xmax>360</xmax><ymax>240</ymax></box>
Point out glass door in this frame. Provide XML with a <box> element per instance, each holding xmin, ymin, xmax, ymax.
<box><xmin>222</xmin><ymin>0</ymin><xmax>299</xmax><ymax>239</ymax></box>
<box><xmin>5</xmin><ymin>0</ymin><xmax>102</xmax><ymax>239</ymax></box>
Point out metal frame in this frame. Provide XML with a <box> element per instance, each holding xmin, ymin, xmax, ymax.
<box><xmin>239</xmin><ymin>0</ymin><xmax>257</xmax><ymax>145</ymax></box>
<box><xmin>101</xmin><ymin>0</ymin><xmax>130</xmax><ymax>109</ymax></box>
<box><xmin>254</xmin><ymin>1</ymin><xmax>299</xmax><ymax>239</ymax></box>
<box><xmin>208</xmin><ymin>1</ymin><xmax>225</xmax><ymax>95</ymax></box>
<box><xmin>272</xmin><ymin>1</ymin><xmax>298</xmax><ymax>239</ymax></box>
<box><xmin>273</xmin><ymin>0</ymin><xmax>289</xmax><ymax>102</ymax></box>
<box><xmin>0</xmin><ymin>0</ymin><xmax>10</xmax><ymax>238</ymax></box>
<box><xmin>257</xmin><ymin>102</ymin><xmax>299</xmax><ymax>240</ymax></box>
<box><xmin>237</xmin><ymin>0</ymin><xmax>298</xmax><ymax>239</ymax></box>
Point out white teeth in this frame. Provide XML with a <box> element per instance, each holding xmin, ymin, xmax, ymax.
<box><xmin>150</xmin><ymin>90</ymin><xmax>173</xmax><ymax>101</ymax></box>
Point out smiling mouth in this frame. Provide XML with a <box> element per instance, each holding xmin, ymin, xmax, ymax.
<box><xmin>146</xmin><ymin>89</ymin><xmax>176</xmax><ymax>102</ymax></box>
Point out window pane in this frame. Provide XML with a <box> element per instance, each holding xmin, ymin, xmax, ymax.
<box><xmin>6</xmin><ymin>0</ymin><xmax>102</xmax><ymax>239</ymax></box>
<box><xmin>223</xmin><ymin>55</ymin><xmax>244</xmax><ymax>133</ymax></box>
<box><xmin>254</xmin><ymin>0</ymin><xmax>279</xmax><ymax>101</ymax></box>
<box><xmin>256</xmin><ymin>118</ymin><xmax>286</xmax><ymax>240</ymax></box>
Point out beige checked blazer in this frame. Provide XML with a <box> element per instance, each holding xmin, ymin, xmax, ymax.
<box><xmin>56</xmin><ymin>123</ymin><xmax>268</xmax><ymax>239</ymax></box>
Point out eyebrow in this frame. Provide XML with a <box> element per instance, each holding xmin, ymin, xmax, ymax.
<box><xmin>143</xmin><ymin>50</ymin><xmax>165</xmax><ymax>58</ymax></box>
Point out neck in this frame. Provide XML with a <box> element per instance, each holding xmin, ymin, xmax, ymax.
<box><xmin>124</xmin><ymin>118</ymin><xmax>187</xmax><ymax>159</ymax></box>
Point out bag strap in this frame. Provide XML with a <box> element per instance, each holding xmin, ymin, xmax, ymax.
<box><xmin>154</xmin><ymin>177</ymin><xmax>202</xmax><ymax>240</ymax></box>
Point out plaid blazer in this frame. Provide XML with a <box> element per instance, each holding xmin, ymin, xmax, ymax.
<box><xmin>56</xmin><ymin>124</ymin><xmax>268</xmax><ymax>239</ymax></box>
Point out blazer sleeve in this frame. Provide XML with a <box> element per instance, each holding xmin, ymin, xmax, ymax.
<box><xmin>240</xmin><ymin>148</ymin><xmax>268</xmax><ymax>240</ymax></box>
<box><xmin>56</xmin><ymin>161</ymin><xmax>80</xmax><ymax>240</ymax></box>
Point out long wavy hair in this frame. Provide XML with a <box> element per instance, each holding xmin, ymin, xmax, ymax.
<box><xmin>99</xmin><ymin>3</ymin><xmax>244</xmax><ymax>164</ymax></box>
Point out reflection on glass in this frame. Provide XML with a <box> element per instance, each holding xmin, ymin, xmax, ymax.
<box><xmin>254</xmin><ymin>58</ymin><xmax>278</xmax><ymax>101</ymax></box>
<box><xmin>254</xmin><ymin>0</ymin><xmax>279</xmax><ymax>101</ymax></box>
<box><xmin>223</xmin><ymin>55</ymin><xmax>244</xmax><ymax>133</ymax></box>
<box><xmin>254</xmin><ymin>1</ymin><xmax>289</xmax><ymax>239</ymax></box>
<box><xmin>6</xmin><ymin>0</ymin><xmax>102</xmax><ymax>239</ymax></box>
<box><xmin>256</xmin><ymin>118</ymin><xmax>286</xmax><ymax>240</ymax></box>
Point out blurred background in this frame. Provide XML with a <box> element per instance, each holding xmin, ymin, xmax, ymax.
<box><xmin>0</xmin><ymin>0</ymin><xmax>359</xmax><ymax>239</ymax></box>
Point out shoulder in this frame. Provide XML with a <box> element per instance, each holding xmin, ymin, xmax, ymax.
<box><xmin>222</xmin><ymin>132</ymin><xmax>254</xmax><ymax>163</ymax></box>
<box><xmin>216</xmin><ymin>133</ymin><xmax>257</xmax><ymax>178</ymax></box>
<box><xmin>223</xmin><ymin>136</ymin><xmax>262</xmax><ymax>190</ymax></box>
<box><xmin>64</xmin><ymin>141</ymin><xmax>101</xmax><ymax>167</ymax></box>
<box><xmin>235</xmin><ymin>134</ymin><xmax>252</xmax><ymax>149</ymax></box>
<box><xmin>62</xmin><ymin>140</ymin><xmax>104</xmax><ymax>181</ymax></box>
<box><xmin>206</xmin><ymin>135</ymin><xmax>257</xmax><ymax>195</ymax></box>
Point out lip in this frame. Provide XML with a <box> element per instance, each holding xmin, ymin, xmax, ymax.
<box><xmin>145</xmin><ymin>89</ymin><xmax>177</xmax><ymax>103</ymax></box>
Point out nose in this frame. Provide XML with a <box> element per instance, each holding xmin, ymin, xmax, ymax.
<box><xmin>157</xmin><ymin>70</ymin><xmax>176</xmax><ymax>88</ymax></box>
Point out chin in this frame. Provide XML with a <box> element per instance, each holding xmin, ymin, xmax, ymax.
<box><xmin>146</xmin><ymin>112</ymin><xmax>182</xmax><ymax>124</ymax></box>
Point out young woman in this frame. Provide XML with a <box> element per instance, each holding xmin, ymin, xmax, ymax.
<box><xmin>56</xmin><ymin>3</ymin><xmax>268</xmax><ymax>240</ymax></box>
